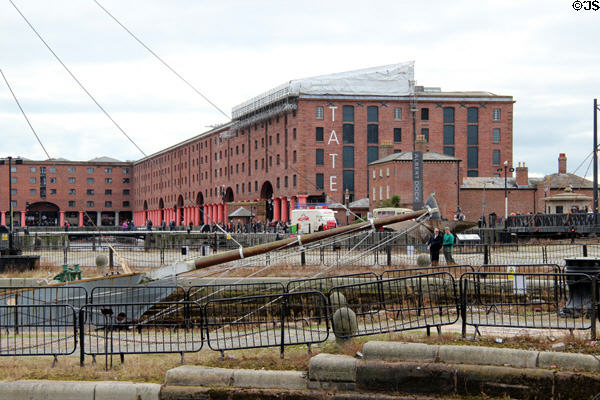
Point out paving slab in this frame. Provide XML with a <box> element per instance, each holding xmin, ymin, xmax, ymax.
<box><xmin>233</xmin><ymin>369</ymin><xmax>306</xmax><ymax>390</ymax></box>
<box><xmin>165</xmin><ymin>365</ymin><xmax>234</xmax><ymax>387</ymax></box>
<box><xmin>308</xmin><ymin>353</ymin><xmax>357</xmax><ymax>383</ymax></box>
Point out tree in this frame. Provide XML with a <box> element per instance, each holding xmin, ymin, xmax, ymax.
<box><xmin>379</xmin><ymin>194</ymin><xmax>402</xmax><ymax>208</ymax></box>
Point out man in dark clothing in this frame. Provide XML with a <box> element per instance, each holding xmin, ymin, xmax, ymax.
<box><xmin>426</xmin><ymin>228</ymin><xmax>443</xmax><ymax>266</ymax></box>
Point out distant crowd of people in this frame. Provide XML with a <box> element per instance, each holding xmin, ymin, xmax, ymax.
<box><xmin>132</xmin><ymin>219</ymin><xmax>292</xmax><ymax>234</ymax></box>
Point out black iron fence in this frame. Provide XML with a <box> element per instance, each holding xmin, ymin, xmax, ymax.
<box><xmin>3</xmin><ymin>265</ymin><xmax>600</xmax><ymax>365</ymax></box>
<box><xmin>460</xmin><ymin>272</ymin><xmax>596</xmax><ymax>339</ymax></box>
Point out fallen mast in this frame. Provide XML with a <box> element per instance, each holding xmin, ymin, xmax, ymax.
<box><xmin>193</xmin><ymin>209</ymin><xmax>430</xmax><ymax>270</ymax></box>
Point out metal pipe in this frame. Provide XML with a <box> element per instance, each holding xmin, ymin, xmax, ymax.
<box><xmin>594</xmin><ymin>98</ymin><xmax>598</xmax><ymax>227</ymax></box>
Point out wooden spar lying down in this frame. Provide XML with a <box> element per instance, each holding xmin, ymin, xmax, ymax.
<box><xmin>192</xmin><ymin>208</ymin><xmax>431</xmax><ymax>270</ymax></box>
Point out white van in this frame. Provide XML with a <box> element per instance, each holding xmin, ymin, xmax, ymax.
<box><xmin>291</xmin><ymin>208</ymin><xmax>337</xmax><ymax>234</ymax></box>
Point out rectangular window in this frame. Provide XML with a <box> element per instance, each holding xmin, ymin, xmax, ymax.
<box><xmin>343</xmin><ymin>124</ymin><xmax>354</xmax><ymax>144</ymax></box>
<box><xmin>467</xmin><ymin>147</ymin><xmax>478</xmax><ymax>169</ymax></box>
<box><xmin>467</xmin><ymin>170</ymin><xmax>479</xmax><ymax>177</ymax></box>
<box><xmin>123</xmin><ymin>168</ymin><xmax>129</xmax><ymax>174</ymax></box>
<box><xmin>467</xmin><ymin>107</ymin><xmax>479</xmax><ymax>123</ymax></box>
<box><xmin>394</xmin><ymin>149</ymin><xmax>401</xmax><ymax>154</ymax></box>
<box><xmin>367</xmin><ymin>146</ymin><xmax>379</xmax><ymax>164</ymax></box>
<box><xmin>393</xmin><ymin>107</ymin><xmax>402</xmax><ymax>120</ymax></box>
<box><xmin>123</xmin><ymin>201</ymin><xmax>130</xmax><ymax>207</ymax></box>
<box><xmin>293</xmin><ymin>128</ymin><xmax>296</xmax><ymax>140</ymax></box>
<box><xmin>69</xmin><ymin>189</ymin><xmax>76</xmax><ymax>195</ymax></box>
<box><xmin>316</xmin><ymin>173</ymin><xmax>324</xmax><ymax>190</ymax></box>
<box><xmin>443</xmin><ymin>107</ymin><xmax>455</xmax><ymax>123</ymax></box>
<box><xmin>105</xmin><ymin>189</ymin><xmax>112</xmax><ymax>195</ymax></box>
<box><xmin>10</xmin><ymin>166</ymin><xmax>16</xmax><ymax>173</ymax></box>
<box><xmin>367</xmin><ymin>124</ymin><xmax>378</xmax><ymax>144</ymax></box>
<box><xmin>284</xmin><ymin>176</ymin><xmax>288</xmax><ymax>188</ymax></box>
<box><xmin>68</xmin><ymin>177</ymin><xmax>75</xmax><ymax>183</ymax></box>
<box><xmin>50</xmin><ymin>189</ymin><xmax>56</xmax><ymax>195</ymax></box>
<box><xmin>316</xmin><ymin>106</ymin><xmax>324</xmax><ymax>120</ymax></box>
<box><xmin>123</xmin><ymin>178</ymin><xmax>130</xmax><ymax>184</ymax></box>
<box><xmin>443</xmin><ymin>146</ymin><xmax>455</xmax><ymax>156</ymax></box>
<box><xmin>87</xmin><ymin>201</ymin><xmax>94</xmax><ymax>207</ymax></box>
<box><xmin>123</xmin><ymin>189</ymin><xmax>130</xmax><ymax>195</ymax></box>
<box><xmin>394</xmin><ymin>128</ymin><xmax>402</xmax><ymax>143</ymax></box>
<box><xmin>420</xmin><ymin>107</ymin><xmax>429</xmax><ymax>121</ymax></box>
<box><xmin>104</xmin><ymin>168</ymin><xmax>112</xmax><ymax>174</ymax></box>
<box><xmin>343</xmin><ymin>170</ymin><xmax>354</xmax><ymax>192</ymax></box>
<box><xmin>50</xmin><ymin>167</ymin><xmax>56</xmax><ymax>173</ymax></box>
<box><xmin>87</xmin><ymin>167</ymin><xmax>94</xmax><ymax>173</ymax></box>
<box><xmin>276</xmin><ymin>177</ymin><xmax>280</xmax><ymax>189</ymax></box>
<box><xmin>87</xmin><ymin>189</ymin><xmax>94</xmax><ymax>195</ymax></box>
<box><xmin>40</xmin><ymin>167</ymin><xmax>46</xmax><ymax>174</ymax></box>
<box><xmin>443</xmin><ymin>125</ymin><xmax>454</xmax><ymax>145</ymax></box>
<box><xmin>493</xmin><ymin>128</ymin><xmax>501</xmax><ymax>143</ymax></box>
<box><xmin>105</xmin><ymin>178</ymin><xmax>112</xmax><ymax>184</ymax></box>
<box><xmin>87</xmin><ymin>178</ymin><xmax>94</xmax><ymax>184</ymax></box>
<box><xmin>68</xmin><ymin>167</ymin><xmax>76</xmax><ymax>173</ymax></box>
<box><xmin>493</xmin><ymin>108</ymin><xmax>501</xmax><ymax>121</ymax></box>
<box><xmin>493</xmin><ymin>149</ymin><xmax>501</xmax><ymax>165</ymax></box>
<box><xmin>29</xmin><ymin>189</ymin><xmax>36</xmax><ymax>195</ymax></box>
<box><xmin>29</xmin><ymin>177</ymin><xmax>36</xmax><ymax>183</ymax></box>
<box><xmin>29</xmin><ymin>167</ymin><xmax>36</xmax><ymax>173</ymax></box>
<box><xmin>315</xmin><ymin>127</ymin><xmax>324</xmax><ymax>142</ymax></box>
<box><xmin>316</xmin><ymin>149</ymin><xmax>324</xmax><ymax>165</ymax></box>
<box><xmin>343</xmin><ymin>105</ymin><xmax>354</xmax><ymax>122</ymax></box>
<box><xmin>293</xmin><ymin>175</ymin><xmax>297</xmax><ymax>187</ymax></box>
<box><xmin>68</xmin><ymin>201</ymin><xmax>75</xmax><ymax>207</ymax></box>
<box><xmin>421</xmin><ymin>128</ymin><xmax>429</xmax><ymax>142</ymax></box>
<box><xmin>467</xmin><ymin>125</ymin><xmax>478</xmax><ymax>145</ymax></box>
<box><xmin>9</xmin><ymin>189</ymin><xmax>16</xmax><ymax>196</ymax></box>
<box><xmin>293</xmin><ymin>151</ymin><xmax>297</xmax><ymax>163</ymax></box>
<box><xmin>10</xmin><ymin>177</ymin><xmax>16</xmax><ymax>183</ymax></box>
<box><xmin>367</xmin><ymin>106</ymin><xmax>378</xmax><ymax>122</ymax></box>
<box><xmin>343</xmin><ymin>146</ymin><xmax>354</xmax><ymax>168</ymax></box>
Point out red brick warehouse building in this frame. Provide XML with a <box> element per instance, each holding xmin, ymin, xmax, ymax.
<box><xmin>132</xmin><ymin>62</ymin><xmax>514</xmax><ymax>226</ymax></box>
<box><xmin>0</xmin><ymin>157</ymin><xmax>133</xmax><ymax>227</ymax></box>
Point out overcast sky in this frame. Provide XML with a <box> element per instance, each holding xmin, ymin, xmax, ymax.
<box><xmin>1</xmin><ymin>0</ymin><xmax>599</xmax><ymax>177</ymax></box>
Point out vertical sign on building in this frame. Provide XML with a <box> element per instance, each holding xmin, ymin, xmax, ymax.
<box><xmin>412</xmin><ymin>151</ymin><xmax>423</xmax><ymax>210</ymax></box>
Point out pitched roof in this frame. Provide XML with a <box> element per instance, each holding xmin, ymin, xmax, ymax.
<box><xmin>369</xmin><ymin>151</ymin><xmax>459</xmax><ymax>166</ymax></box>
<box><xmin>228</xmin><ymin>207</ymin><xmax>254</xmax><ymax>218</ymax></box>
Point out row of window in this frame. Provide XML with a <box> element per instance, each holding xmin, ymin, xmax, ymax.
<box><xmin>315</xmin><ymin>105</ymin><xmax>503</xmax><ymax>122</ymax></box>
<box><xmin>12</xmin><ymin>166</ymin><xmax>130</xmax><ymax>174</ymax></box>
<box><xmin>9</xmin><ymin>200</ymin><xmax>129</xmax><ymax>208</ymax></box>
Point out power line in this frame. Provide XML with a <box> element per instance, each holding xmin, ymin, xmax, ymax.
<box><xmin>92</xmin><ymin>0</ymin><xmax>230</xmax><ymax>120</ymax></box>
<box><xmin>8</xmin><ymin>0</ymin><xmax>148</xmax><ymax>159</ymax></box>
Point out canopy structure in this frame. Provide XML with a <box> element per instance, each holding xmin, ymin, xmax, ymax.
<box><xmin>232</xmin><ymin>62</ymin><xmax>415</xmax><ymax>119</ymax></box>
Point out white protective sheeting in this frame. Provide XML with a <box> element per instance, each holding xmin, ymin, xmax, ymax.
<box><xmin>232</xmin><ymin>62</ymin><xmax>414</xmax><ymax>119</ymax></box>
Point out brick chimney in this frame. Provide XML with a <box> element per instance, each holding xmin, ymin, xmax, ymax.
<box><xmin>415</xmin><ymin>135</ymin><xmax>428</xmax><ymax>153</ymax></box>
<box><xmin>379</xmin><ymin>141</ymin><xmax>394</xmax><ymax>159</ymax></box>
<box><xmin>558</xmin><ymin>153</ymin><xmax>567</xmax><ymax>174</ymax></box>
<box><xmin>516</xmin><ymin>162</ymin><xmax>528</xmax><ymax>186</ymax></box>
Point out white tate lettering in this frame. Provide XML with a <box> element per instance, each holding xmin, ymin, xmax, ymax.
<box><xmin>328</xmin><ymin>106</ymin><xmax>338</xmax><ymax>121</ymax></box>
<box><xmin>329</xmin><ymin>153</ymin><xmax>338</xmax><ymax>168</ymax></box>
<box><xmin>330</xmin><ymin>176</ymin><xmax>337</xmax><ymax>191</ymax></box>
<box><xmin>328</xmin><ymin>130</ymin><xmax>339</xmax><ymax>145</ymax></box>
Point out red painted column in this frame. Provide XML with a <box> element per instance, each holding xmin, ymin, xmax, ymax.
<box><xmin>290</xmin><ymin>196</ymin><xmax>297</xmax><ymax>211</ymax></box>
<box><xmin>217</xmin><ymin>204</ymin><xmax>223</xmax><ymax>224</ymax></box>
<box><xmin>176</xmin><ymin>207</ymin><xmax>181</xmax><ymax>226</ymax></box>
<box><xmin>0</xmin><ymin>211</ymin><xmax>5</xmax><ymax>226</ymax></box>
<box><xmin>224</xmin><ymin>203</ymin><xmax>228</xmax><ymax>224</ymax></box>
<box><xmin>203</xmin><ymin>205</ymin><xmax>208</xmax><ymax>224</ymax></box>
<box><xmin>298</xmin><ymin>195</ymin><xmax>308</xmax><ymax>209</ymax></box>
<box><xmin>273</xmin><ymin>198</ymin><xmax>280</xmax><ymax>222</ymax></box>
<box><xmin>195</xmin><ymin>206</ymin><xmax>200</xmax><ymax>225</ymax></box>
<box><xmin>20</xmin><ymin>210</ymin><xmax>26</xmax><ymax>227</ymax></box>
<box><xmin>280</xmin><ymin>197</ymin><xmax>288</xmax><ymax>222</ymax></box>
<box><xmin>59</xmin><ymin>210</ymin><xmax>65</xmax><ymax>227</ymax></box>
<box><xmin>78</xmin><ymin>211</ymin><xmax>84</xmax><ymax>227</ymax></box>
<box><xmin>212</xmin><ymin>204</ymin><xmax>217</xmax><ymax>223</ymax></box>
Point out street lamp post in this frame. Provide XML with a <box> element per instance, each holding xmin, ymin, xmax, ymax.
<box><xmin>344</xmin><ymin>188</ymin><xmax>350</xmax><ymax>225</ymax></box>
<box><xmin>497</xmin><ymin>161</ymin><xmax>515</xmax><ymax>224</ymax></box>
<box><xmin>1</xmin><ymin>156</ymin><xmax>23</xmax><ymax>253</ymax></box>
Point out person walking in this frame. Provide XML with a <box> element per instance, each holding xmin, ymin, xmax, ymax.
<box><xmin>426</xmin><ymin>228</ymin><xmax>443</xmax><ymax>266</ymax></box>
<box><xmin>442</xmin><ymin>226</ymin><xmax>455</xmax><ymax>264</ymax></box>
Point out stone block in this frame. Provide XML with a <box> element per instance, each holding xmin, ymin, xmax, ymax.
<box><xmin>165</xmin><ymin>366</ymin><xmax>234</xmax><ymax>387</ymax></box>
<box><xmin>362</xmin><ymin>341</ymin><xmax>438</xmax><ymax>362</ymax></box>
<box><xmin>438</xmin><ymin>345</ymin><xmax>537</xmax><ymax>368</ymax></box>
<box><xmin>309</xmin><ymin>353</ymin><xmax>357</xmax><ymax>383</ymax></box>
